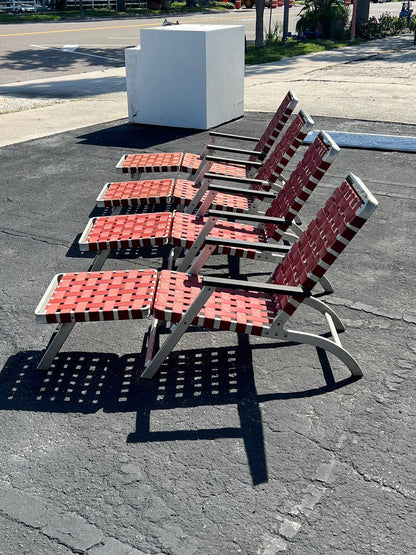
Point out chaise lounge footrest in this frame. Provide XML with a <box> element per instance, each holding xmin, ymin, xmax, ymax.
<box><xmin>35</xmin><ymin>270</ymin><xmax>159</xmax><ymax>324</ymax></box>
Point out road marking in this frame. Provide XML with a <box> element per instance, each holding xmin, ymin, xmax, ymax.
<box><xmin>0</xmin><ymin>14</ymin><xmax>255</xmax><ymax>38</ymax></box>
<box><xmin>31</xmin><ymin>44</ymin><xmax>124</xmax><ymax>63</ymax></box>
<box><xmin>61</xmin><ymin>44</ymin><xmax>78</xmax><ymax>52</ymax></box>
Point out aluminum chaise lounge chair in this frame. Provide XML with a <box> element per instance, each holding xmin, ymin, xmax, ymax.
<box><xmin>35</xmin><ymin>174</ymin><xmax>378</xmax><ymax>381</ymax></box>
<box><xmin>115</xmin><ymin>91</ymin><xmax>299</xmax><ymax>180</ymax></box>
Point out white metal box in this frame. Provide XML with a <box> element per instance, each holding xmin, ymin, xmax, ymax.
<box><xmin>125</xmin><ymin>24</ymin><xmax>245</xmax><ymax>129</ymax></box>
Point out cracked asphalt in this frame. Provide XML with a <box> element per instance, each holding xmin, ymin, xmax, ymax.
<box><xmin>0</xmin><ymin>111</ymin><xmax>415</xmax><ymax>554</ymax></box>
<box><xmin>0</xmin><ymin>26</ymin><xmax>415</xmax><ymax>555</ymax></box>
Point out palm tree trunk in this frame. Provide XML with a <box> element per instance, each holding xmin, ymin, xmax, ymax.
<box><xmin>255</xmin><ymin>0</ymin><xmax>266</xmax><ymax>48</ymax></box>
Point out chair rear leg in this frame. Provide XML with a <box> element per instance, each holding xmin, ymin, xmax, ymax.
<box><xmin>302</xmin><ymin>297</ymin><xmax>344</xmax><ymax>331</ymax></box>
<box><xmin>283</xmin><ymin>328</ymin><xmax>363</xmax><ymax>377</ymax></box>
<box><xmin>318</xmin><ymin>275</ymin><xmax>334</xmax><ymax>294</ymax></box>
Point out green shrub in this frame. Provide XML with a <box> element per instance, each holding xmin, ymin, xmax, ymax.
<box><xmin>357</xmin><ymin>12</ymin><xmax>413</xmax><ymax>39</ymax></box>
<box><xmin>206</xmin><ymin>0</ymin><xmax>234</xmax><ymax>7</ymax></box>
<box><xmin>296</xmin><ymin>0</ymin><xmax>350</xmax><ymax>39</ymax></box>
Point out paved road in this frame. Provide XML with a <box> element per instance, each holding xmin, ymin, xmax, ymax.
<box><xmin>0</xmin><ymin>10</ymin><xmax>286</xmax><ymax>83</ymax></box>
<box><xmin>0</xmin><ymin>2</ymin><xmax>405</xmax><ymax>83</ymax></box>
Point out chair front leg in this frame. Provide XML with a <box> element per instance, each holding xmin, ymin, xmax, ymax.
<box><xmin>37</xmin><ymin>322</ymin><xmax>76</xmax><ymax>370</ymax></box>
<box><xmin>175</xmin><ymin>216</ymin><xmax>219</xmax><ymax>272</ymax></box>
<box><xmin>88</xmin><ymin>249</ymin><xmax>111</xmax><ymax>272</ymax></box>
<box><xmin>141</xmin><ymin>285</ymin><xmax>215</xmax><ymax>379</ymax></box>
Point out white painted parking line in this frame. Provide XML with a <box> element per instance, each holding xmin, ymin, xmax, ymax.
<box><xmin>62</xmin><ymin>45</ymin><xmax>79</xmax><ymax>52</ymax></box>
<box><xmin>305</xmin><ymin>131</ymin><xmax>416</xmax><ymax>153</ymax></box>
<box><xmin>31</xmin><ymin>44</ymin><xmax>124</xmax><ymax>63</ymax></box>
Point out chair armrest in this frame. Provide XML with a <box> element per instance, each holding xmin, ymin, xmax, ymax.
<box><xmin>206</xmin><ymin>144</ymin><xmax>263</xmax><ymax>157</ymax></box>
<box><xmin>204</xmin><ymin>172</ymin><xmax>270</xmax><ymax>187</ymax></box>
<box><xmin>206</xmin><ymin>209</ymin><xmax>293</xmax><ymax>227</ymax></box>
<box><xmin>205</xmin><ymin>155</ymin><xmax>263</xmax><ymax>168</ymax></box>
<box><xmin>201</xmin><ymin>275</ymin><xmax>310</xmax><ymax>297</ymax></box>
<box><xmin>204</xmin><ymin>236</ymin><xmax>291</xmax><ymax>253</ymax></box>
<box><xmin>207</xmin><ymin>182</ymin><xmax>276</xmax><ymax>199</ymax></box>
<box><xmin>208</xmin><ymin>131</ymin><xmax>260</xmax><ymax>142</ymax></box>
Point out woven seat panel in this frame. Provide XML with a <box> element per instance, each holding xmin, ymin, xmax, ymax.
<box><xmin>99</xmin><ymin>179</ymin><xmax>175</xmax><ymax>207</ymax></box>
<box><xmin>182</xmin><ymin>153</ymin><xmax>248</xmax><ymax>178</ymax></box>
<box><xmin>172</xmin><ymin>179</ymin><xmax>250</xmax><ymax>213</ymax></box>
<box><xmin>208</xmin><ymin>161</ymin><xmax>247</xmax><ymax>178</ymax></box>
<box><xmin>180</xmin><ymin>153</ymin><xmax>204</xmax><ymax>174</ymax></box>
<box><xmin>119</xmin><ymin>153</ymin><xmax>184</xmax><ymax>174</ymax></box>
<box><xmin>154</xmin><ymin>270</ymin><xmax>278</xmax><ymax>335</ymax></box>
<box><xmin>171</xmin><ymin>212</ymin><xmax>265</xmax><ymax>252</ymax></box>
<box><xmin>270</xmin><ymin>179</ymin><xmax>366</xmax><ymax>317</ymax></box>
<box><xmin>42</xmin><ymin>270</ymin><xmax>158</xmax><ymax>324</ymax></box>
<box><xmin>84</xmin><ymin>213</ymin><xmax>173</xmax><ymax>251</ymax></box>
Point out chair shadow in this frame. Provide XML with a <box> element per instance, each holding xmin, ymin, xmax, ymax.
<box><xmin>65</xmin><ymin>233</ymin><xmax>171</xmax><ymax>268</ymax></box>
<box><xmin>0</xmin><ymin>337</ymin><xmax>359</xmax><ymax>486</ymax></box>
<box><xmin>0</xmin><ymin>340</ymin><xmax>266</xmax><ymax>484</ymax></box>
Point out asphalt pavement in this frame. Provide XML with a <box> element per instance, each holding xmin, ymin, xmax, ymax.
<box><xmin>0</xmin><ymin>29</ymin><xmax>415</xmax><ymax>555</ymax></box>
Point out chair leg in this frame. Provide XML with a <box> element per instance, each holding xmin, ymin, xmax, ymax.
<box><xmin>176</xmin><ymin>218</ymin><xmax>219</xmax><ymax>272</ymax></box>
<box><xmin>37</xmin><ymin>322</ymin><xmax>76</xmax><ymax>370</ymax></box>
<box><xmin>141</xmin><ymin>285</ymin><xmax>215</xmax><ymax>379</ymax></box>
<box><xmin>88</xmin><ymin>250</ymin><xmax>110</xmax><ymax>272</ymax></box>
<box><xmin>145</xmin><ymin>318</ymin><xmax>160</xmax><ymax>365</ymax></box>
<box><xmin>283</xmin><ymin>328</ymin><xmax>363</xmax><ymax>377</ymax></box>
<box><xmin>167</xmin><ymin>246</ymin><xmax>183</xmax><ymax>270</ymax></box>
<box><xmin>302</xmin><ymin>297</ymin><xmax>344</xmax><ymax>331</ymax></box>
<box><xmin>318</xmin><ymin>275</ymin><xmax>334</xmax><ymax>294</ymax></box>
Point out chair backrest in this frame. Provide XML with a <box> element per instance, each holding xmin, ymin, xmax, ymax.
<box><xmin>251</xmin><ymin>90</ymin><xmax>299</xmax><ymax>160</ymax></box>
<box><xmin>255</xmin><ymin>110</ymin><xmax>314</xmax><ymax>186</ymax></box>
<box><xmin>263</xmin><ymin>131</ymin><xmax>340</xmax><ymax>242</ymax></box>
<box><xmin>270</xmin><ymin>173</ymin><xmax>378</xmax><ymax>322</ymax></box>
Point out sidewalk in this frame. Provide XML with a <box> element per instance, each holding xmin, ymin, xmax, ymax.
<box><xmin>0</xmin><ymin>34</ymin><xmax>415</xmax><ymax>147</ymax></box>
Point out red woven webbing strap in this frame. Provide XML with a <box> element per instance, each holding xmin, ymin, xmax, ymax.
<box><xmin>172</xmin><ymin>179</ymin><xmax>249</xmax><ymax>213</ymax></box>
<box><xmin>181</xmin><ymin>153</ymin><xmax>247</xmax><ymax>177</ymax></box>
<box><xmin>84</xmin><ymin>213</ymin><xmax>173</xmax><ymax>251</ymax></box>
<box><xmin>270</xmin><ymin>179</ymin><xmax>367</xmax><ymax>318</ymax></box>
<box><xmin>180</xmin><ymin>153</ymin><xmax>204</xmax><ymax>174</ymax></box>
<box><xmin>171</xmin><ymin>212</ymin><xmax>263</xmax><ymax>250</ymax></box>
<box><xmin>253</xmin><ymin>91</ymin><xmax>295</xmax><ymax>159</ymax></box>
<box><xmin>120</xmin><ymin>153</ymin><xmax>184</xmax><ymax>174</ymax></box>
<box><xmin>256</xmin><ymin>112</ymin><xmax>308</xmax><ymax>186</ymax></box>
<box><xmin>263</xmin><ymin>134</ymin><xmax>333</xmax><ymax>242</ymax></box>
<box><xmin>42</xmin><ymin>270</ymin><xmax>158</xmax><ymax>324</ymax></box>
<box><xmin>100</xmin><ymin>179</ymin><xmax>175</xmax><ymax>207</ymax></box>
<box><xmin>153</xmin><ymin>270</ymin><xmax>277</xmax><ymax>336</ymax></box>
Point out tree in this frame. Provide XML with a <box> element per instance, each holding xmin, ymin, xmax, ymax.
<box><xmin>355</xmin><ymin>0</ymin><xmax>370</xmax><ymax>25</ymax></box>
<box><xmin>53</xmin><ymin>0</ymin><xmax>67</xmax><ymax>9</ymax></box>
<box><xmin>255</xmin><ymin>0</ymin><xmax>266</xmax><ymax>48</ymax></box>
<box><xmin>296</xmin><ymin>0</ymin><xmax>350</xmax><ymax>39</ymax></box>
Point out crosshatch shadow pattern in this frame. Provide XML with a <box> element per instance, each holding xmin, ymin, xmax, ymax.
<box><xmin>0</xmin><ymin>334</ymin><xmax>357</xmax><ymax>485</ymax></box>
